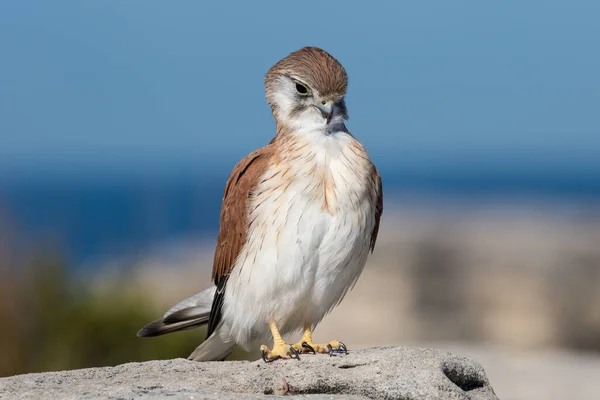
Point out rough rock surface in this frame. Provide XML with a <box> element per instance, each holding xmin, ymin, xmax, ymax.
<box><xmin>0</xmin><ymin>346</ymin><xmax>498</xmax><ymax>399</ymax></box>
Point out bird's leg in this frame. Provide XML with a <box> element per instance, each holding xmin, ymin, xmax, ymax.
<box><xmin>259</xmin><ymin>320</ymin><xmax>300</xmax><ymax>363</ymax></box>
<box><xmin>291</xmin><ymin>323</ymin><xmax>348</xmax><ymax>356</ymax></box>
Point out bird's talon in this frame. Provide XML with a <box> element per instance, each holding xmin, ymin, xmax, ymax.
<box><xmin>260</xmin><ymin>342</ymin><xmax>299</xmax><ymax>362</ymax></box>
<box><xmin>290</xmin><ymin>346</ymin><xmax>301</xmax><ymax>360</ymax></box>
<box><xmin>327</xmin><ymin>343</ymin><xmax>334</xmax><ymax>356</ymax></box>
<box><xmin>260</xmin><ymin>349</ymin><xmax>270</xmax><ymax>363</ymax></box>
<box><xmin>339</xmin><ymin>341</ymin><xmax>348</xmax><ymax>354</ymax></box>
<box><xmin>301</xmin><ymin>341</ymin><xmax>316</xmax><ymax>354</ymax></box>
<box><xmin>292</xmin><ymin>339</ymin><xmax>348</xmax><ymax>356</ymax></box>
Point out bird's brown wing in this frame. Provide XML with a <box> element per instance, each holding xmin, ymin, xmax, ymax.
<box><xmin>370</xmin><ymin>166</ymin><xmax>383</xmax><ymax>252</ymax></box>
<box><xmin>206</xmin><ymin>145</ymin><xmax>274</xmax><ymax>338</ymax></box>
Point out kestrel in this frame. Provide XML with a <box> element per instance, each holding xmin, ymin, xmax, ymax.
<box><xmin>138</xmin><ymin>47</ymin><xmax>383</xmax><ymax>363</ymax></box>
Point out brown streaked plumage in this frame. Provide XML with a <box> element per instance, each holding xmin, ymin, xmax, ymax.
<box><xmin>265</xmin><ymin>47</ymin><xmax>348</xmax><ymax>107</ymax></box>
<box><xmin>211</xmin><ymin>146</ymin><xmax>274</xmax><ymax>285</ymax></box>
<box><xmin>205</xmin><ymin>145</ymin><xmax>275</xmax><ymax>338</ymax></box>
<box><xmin>370</xmin><ymin>167</ymin><xmax>383</xmax><ymax>252</ymax></box>
<box><xmin>137</xmin><ymin>46</ymin><xmax>383</xmax><ymax>363</ymax></box>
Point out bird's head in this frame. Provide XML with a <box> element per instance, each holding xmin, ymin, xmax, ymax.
<box><xmin>265</xmin><ymin>47</ymin><xmax>349</xmax><ymax>135</ymax></box>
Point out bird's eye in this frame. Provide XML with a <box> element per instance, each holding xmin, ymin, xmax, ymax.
<box><xmin>295</xmin><ymin>83</ymin><xmax>309</xmax><ymax>95</ymax></box>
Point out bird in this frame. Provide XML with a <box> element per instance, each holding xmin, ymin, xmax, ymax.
<box><xmin>137</xmin><ymin>46</ymin><xmax>383</xmax><ymax>363</ymax></box>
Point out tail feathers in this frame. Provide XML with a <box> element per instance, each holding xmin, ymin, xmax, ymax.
<box><xmin>137</xmin><ymin>310</ymin><xmax>210</xmax><ymax>337</ymax></box>
<box><xmin>188</xmin><ymin>324</ymin><xmax>235</xmax><ymax>362</ymax></box>
<box><xmin>137</xmin><ymin>286</ymin><xmax>217</xmax><ymax>338</ymax></box>
<box><xmin>137</xmin><ymin>285</ymin><xmax>235</xmax><ymax>362</ymax></box>
<box><xmin>163</xmin><ymin>306</ymin><xmax>208</xmax><ymax>324</ymax></box>
<box><xmin>163</xmin><ymin>286</ymin><xmax>216</xmax><ymax>318</ymax></box>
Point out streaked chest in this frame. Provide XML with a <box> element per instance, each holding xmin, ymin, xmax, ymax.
<box><xmin>241</xmin><ymin>131</ymin><xmax>377</xmax><ymax>285</ymax></box>
<box><xmin>255</xmin><ymin>132</ymin><xmax>374</xmax><ymax>216</ymax></box>
<box><xmin>225</xmin><ymin>131</ymin><xmax>378</xmax><ymax>337</ymax></box>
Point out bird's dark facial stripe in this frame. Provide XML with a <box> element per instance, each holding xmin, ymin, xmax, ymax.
<box><xmin>290</xmin><ymin>103</ymin><xmax>305</xmax><ymax>119</ymax></box>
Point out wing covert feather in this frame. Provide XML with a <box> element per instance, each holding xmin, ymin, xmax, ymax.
<box><xmin>211</xmin><ymin>146</ymin><xmax>273</xmax><ymax>285</ymax></box>
<box><xmin>370</xmin><ymin>167</ymin><xmax>383</xmax><ymax>252</ymax></box>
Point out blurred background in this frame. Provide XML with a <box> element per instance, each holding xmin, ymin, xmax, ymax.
<box><xmin>1</xmin><ymin>1</ymin><xmax>599</xmax><ymax>399</ymax></box>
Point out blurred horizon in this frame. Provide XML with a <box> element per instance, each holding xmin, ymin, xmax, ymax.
<box><xmin>2</xmin><ymin>169</ymin><xmax>599</xmax><ymax>267</ymax></box>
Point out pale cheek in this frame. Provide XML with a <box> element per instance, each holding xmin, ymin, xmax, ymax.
<box><xmin>290</xmin><ymin>108</ymin><xmax>325</xmax><ymax>131</ymax></box>
<box><xmin>272</xmin><ymin>92</ymin><xmax>294</xmax><ymax>115</ymax></box>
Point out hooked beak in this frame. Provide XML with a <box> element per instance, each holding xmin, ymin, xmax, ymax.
<box><xmin>318</xmin><ymin>102</ymin><xmax>335</xmax><ymax>123</ymax></box>
<box><xmin>317</xmin><ymin>99</ymin><xmax>348</xmax><ymax>133</ymax></box>
<box><xmin>317</xmin><ymin>100</ymin><xmax>347</xmax><ymax>123</ymax></box>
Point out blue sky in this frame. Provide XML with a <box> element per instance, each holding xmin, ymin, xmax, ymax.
<box><xmin>1</xmin><ymin>1</ymin><xmax>599</xmax><ymax>178</ymax></box>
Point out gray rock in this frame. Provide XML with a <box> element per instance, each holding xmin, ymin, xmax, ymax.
<box><xmin>0</xmin><ymin>346</ymin><xmax>498</xmax><ymax>399</ymax></box>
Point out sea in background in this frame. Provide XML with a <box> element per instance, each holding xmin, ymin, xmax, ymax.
<box><xmin>1</xmin><ymin>162</ymin><xmax>599</xmax><ymax>268</ymax></box>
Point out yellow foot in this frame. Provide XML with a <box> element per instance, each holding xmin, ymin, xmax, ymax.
<box><xmin>292</xmin><ymin>340</ymin><xmax>348</xmax><ymax>356</ymax></box>
<box><xmin>260</xmin><ymin>342</ymin><xmax>301</xmax><ymax>363</ymax></box>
